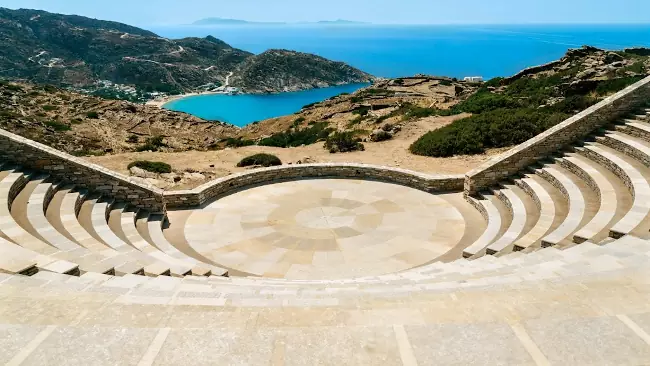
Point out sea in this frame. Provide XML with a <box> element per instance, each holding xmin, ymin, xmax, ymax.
<box><xmin>152</xmin><ymin>24</ymin><xmax>650</xmax><ymax>126</ymax></box>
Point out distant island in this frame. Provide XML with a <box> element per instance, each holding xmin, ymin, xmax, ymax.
<box><xmin>191</xmin><ymin>17</ymin><xmax>367</xmax><ymax>26</ymax></box>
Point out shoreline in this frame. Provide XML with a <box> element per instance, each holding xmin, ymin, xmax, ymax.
<box><xmin>146</xmin><ymin>81</ymin><xmax>374</xmax><ymax>109</ymax></box>
<box><xmin>145</xmin><ymin>91</ymin><xmax>223</xmax><ymax>108</ymax></box>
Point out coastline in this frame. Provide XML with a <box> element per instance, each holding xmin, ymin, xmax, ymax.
<box><xmin>146</xmin><ymin>91</ymin><xmax>219</xmax><ymax>108</ymax></box>
<box><xmin>146</xmin><ymin>82</ymin><xmax>374</xmax><ymax>109</ymax></box>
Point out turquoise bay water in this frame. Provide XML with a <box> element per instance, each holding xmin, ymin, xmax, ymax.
<box><xmin>164</xmin><ymin>83</ymin><xmax>368</xmax><ymax>126</ymax></box>
<box><xmin>154</xmin><ymin>24</ymin><xmax>650</xmax><ymax>125</ymax></box>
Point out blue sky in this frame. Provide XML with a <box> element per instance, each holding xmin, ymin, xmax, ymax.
<box><xmin>1</xmin><ymin>0</ymin><xmax>648</xmax><ymax>26</ymax></box>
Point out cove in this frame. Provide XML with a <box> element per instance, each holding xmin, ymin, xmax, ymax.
<box><xmin>163</xmin><ymin>83</ymin><xmax>369</xmax><ymax>127</ymax></box>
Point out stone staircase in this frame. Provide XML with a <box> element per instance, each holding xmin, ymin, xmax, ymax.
<box><xmin>0</xmin><ymin>164</ymin><xmax>228</xmax><ymax>278</ymax></box>
<box><xmin>2</xmin><ymin>108</ymin><xmax>650</xmax><ymax>363</ymax></box>
<box><xmin>463</xmin><ymin>107</ymin><xmax>650</xmax><ymax>258</ymax></box>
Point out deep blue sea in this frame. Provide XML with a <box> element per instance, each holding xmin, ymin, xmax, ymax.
<box><xmin>152</xmin><ymin>24</ymin><xmax>650</xmax><ymax>126</ymax></box>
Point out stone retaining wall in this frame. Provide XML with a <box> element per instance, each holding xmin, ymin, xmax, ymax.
<box><xmin>464</xmin><ymin>75</ymin><xmax>650</xmax><ymax>195</ymax></box>
<box><xmin>0</xmin><ymin>129</ymin><xmax>165</xmax><ymax>212</ymax></box>
<box><xmin>165</xmin><ymin>163</ymin><xmax>464</xmax><ymax>209</ymax></box>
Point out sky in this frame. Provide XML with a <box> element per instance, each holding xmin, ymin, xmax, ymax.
<box><xmin>0</xmin><ymin>0</ymin><xmax>648</xmax><ymax>26</ymax></box>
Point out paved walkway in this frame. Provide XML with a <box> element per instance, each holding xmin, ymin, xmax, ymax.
<box><xmin>184</xmin><ymin>179</ymin><xmax>466</xmax><ymax>279</ymax></box>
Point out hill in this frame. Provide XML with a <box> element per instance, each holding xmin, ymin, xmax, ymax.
<box><xmin>0</xmin><ymin>8</ymin><xmax>373</xmax><ymax>94</ymax></box>
<box><xmin>0</xmin><ymin>81</ymin><xmax>239</xmax><ymax>156</ymax></box>
<box><xmin>229</xmin><ymin>49</ymin><xmax>374</xmax><ymax>93</ymax></box>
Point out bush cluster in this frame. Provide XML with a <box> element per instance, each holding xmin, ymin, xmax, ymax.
<box><xmin>407</xmin><ymin>69</ymin><xmax>634</xmax><ymax>157</ymax></box>
<box><xmin>259</xmin><ymin>122</ymin><xmax>333</xmax><ymax>148</ymax></box>
<box><xmin>43</xmin><ymin>121</ymin><xmax>71</xmax><ymax>131</ymax></box>
<box><xmin>223</xmin><ymin>137</ymin><xmax>255</xmax><ymax>148</ymax></box>
<box><xmin>410</xmin><ymin>108</ymin><xmax>568</xmax><ymax>157</ymax></box>
<box><xmin>324</xmin><ymin>132</ymin><xmax>365</xmax><ymax>153</ymax></box>
<box><xmin>136</xmin><ymin>135</ymin><xmax>167</xmax><ymax>152</ymax></box>
<box><xmin>127</xmin><ymin>160</ymin><xmax>172</xmax><ymax>174</ymax></box>
<box><xmin>237</xmin><ymin>153</ymin><xmax>282</xmax><ymax>167</ymax></box>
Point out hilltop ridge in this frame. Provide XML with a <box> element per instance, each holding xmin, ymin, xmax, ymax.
<box><xmin>0</xmin><ymin>8</ymin><xmax>373</xmax><ymax>95</ymax></box>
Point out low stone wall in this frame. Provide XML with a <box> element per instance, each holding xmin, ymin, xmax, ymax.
<box><xmin>0</xmin><ymin>129</ymin><xmax>165</xmax><ymax>212</ymax></box>
<box><xmin>165</xmin><ymin>163</ymin><xmax>464</xmax><ymax>209</ymax></box>
<box><xmin>465</xmin><ymin>75</ymin><xmax>650</xmax><ymax>195</ymax></box>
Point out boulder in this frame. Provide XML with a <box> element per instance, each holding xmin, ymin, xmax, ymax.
<box><xmin>604</xmin><ymin>52</ymin><xmax>625</xmax><ymax>64</ymax></box>
<box><xmin>129</xmin><ymin>166</ymin><xmax>157</xmax><ymax>179</ymax></box>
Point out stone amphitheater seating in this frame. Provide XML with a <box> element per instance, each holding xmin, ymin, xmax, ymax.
<box><xmin>1</xmin><ymin>80</ymin><xmax>650</xmax><ymax>363</ymax></box>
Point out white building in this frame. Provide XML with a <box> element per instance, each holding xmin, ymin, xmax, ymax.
<box><xmin>463</xmin><ymin>76</ymin><xmax>484</xmax><ymax>83</ymax></box>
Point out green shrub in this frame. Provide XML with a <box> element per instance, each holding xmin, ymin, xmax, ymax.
<box><xmin>136</xmin><ymin>135</ymin><xmax>167</xmax><ymax>152</ymax></box>
<box><xmin>347</xmin><ymin>116</ymin><xmax>365</xmax><ymax>128</ymax></box>
<box><xmin>371</xmin><ymin>130</ymin><xmax>392</xmax><ymax>142</ymax></box>
<box><xmin>86</xmin><ymin>111</ymin><xmax>99</xmax><ymax>119</ymax></box>
<box><xmin>352</xmin><ymin>106</ymin><xmax>371</xmax><ymax>116</ymax></box>
<box><xmin>127</xmin><ymin>160</ymin><xmax>172</xmax><ymax>174</ymax></box>
<box><xmin>223</xmin><ymin>137</ymin><xmax>255</xmax><ymax>148</ymax></box>
<box><xmin>483</xmin><ymin>77</ymin><xmax>505</xmax><ymax>88</ymax></box>
<box><xmin>451</xmin><ymin>92</ymin><xmax>521</xmax><ymax>114</ymax></box>
<box><xmin>126</xmin><ymin>135</ymin><xmax>139</xmax><ymax>143</ymax></box>
<box><xmin>400</xmin><ymin>103</ymin><xmax>448</xmax><ymax>120</ymax></box>
<box><xmin>291</xmin><ymin>117</ymin><xmax>306</xmax><ymax>128</ymax></box>
<box><xmin>259</xmin><ymin>122</ymin><xmax>333</xmax><ymax>148</ymax></box>
<box><xmin>410</xmin><ymin>108</ymin><xmax>568</xmax><ymax>157</ymax></box>
<box><xmin>324</xmin><ymin>131</ymin><xmax>365</xmax><ymax>153</ymax></box>
<box><xmin>42</xmin><ymin>84</ymin><xmax>58</xmax><ymax>93</ymax></box>
<box><xmin>43</xmin><ymin>121</ymin><xmax>71</xmax><ymax>131</ymax></box>
<box><xmin>595</xmin><ymin>76</ymin><xmax>644</xmax><ymax>96</ymax></box>
<box><xmin>625</xmin><ymin>61</ymin><xmax>646</xmax><ymax>74</ymax></box>
<box><xmin>42</xmin><ymin>105</ymin><xmax>58</xmax><ymax>111</ymax></box>
<box><xmin>236</xmin><ymin>153</ymin><xmax>282</xmax><ymax>167</ymax></box>
<box><xmin>0</xmin><ymin>110</ymin><xmax>20</xmax><ymax>119</ymax></box>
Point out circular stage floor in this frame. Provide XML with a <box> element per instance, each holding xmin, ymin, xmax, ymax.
<box><xmin>184</xmin><ymin>179</ymin><xmax>466</xmax><ymax>279</ymax></box>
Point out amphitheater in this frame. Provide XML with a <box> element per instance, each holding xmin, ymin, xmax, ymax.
<box><xmin>0</xmin><ymin>77</ymin><xmax>650</xmax><ymax>365</ymax></box>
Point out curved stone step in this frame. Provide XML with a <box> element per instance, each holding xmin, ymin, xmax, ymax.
<box><xmin>147</xmin><ymin>214</ymin><xmax>227</xmax><ymax>277</ymax></box>
<box><xmin>0</xmin><ymin>170</ymin><xmax>79</xmax><ymax>275</ymax></box>
<box><xmin>90</xmin><ymin>199</ymin><xmax>171</xmax><ymax>277</ymax></box>
<box><xmin>512</xmin><ymin>176</ymin><xmax>556</xmax><ymax>250</ymax></box>
<box><xmin>119</xmin><ymin>207</ymin><xmax>194</xmax><ymax>277</ymax></box>
<box><xmin>600</xmin><ymin>132</ymin><xmax>650</xmax><ymax>166</ymax></box>
<box><xmin>56</xmin><ymin>188</ymin><xmax>146</xmax><ymax>275</ymax></box>
<box><xmin>558</xmin><ymin>155</ymin><xmax>618</xmax><ymax>243</ymax></box>
<box><xmin>485</xmin><ymin>185</ymin><xmax>527</xmax><ymax>255</ymax></box>
<box><xmin>618</xmin><ymin>121</ymin><xmax>650</xmax><ymax>142</ymax></box>
<box><xmin>462</xmin><ymin>194</ymin><xmax>503</xmax><ymax>258</ymax></box>
<box><xmin>537</xmin><ymin>166</ymin><xmax>586</xmax><ymax>247</ymax></box>
<box><xmin>578</xmin><ymin>144</ymin><xmax>650</xmax><ymax>238</ymax></box>
<box><xmin>0</xmin><ymin>236</ymin><xmax>39</xmax><ymax>275</ymax></box>
<box><xmin>24</xmin><ymin>179</ymin><xmax>126</xmax><ymax>275</ymax></box>
<box><xmin>27</xmin><ymin>180</ymin><xmax>82</xmax><ymax>252</ymax></box>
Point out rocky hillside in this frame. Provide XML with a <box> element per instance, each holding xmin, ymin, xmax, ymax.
<box><xmin>0</xmin><ymin>8</ymin><xmax>372</xmax><ymax>94</ymax></box>
<box><xmin>0</xmin><ymin>81</ymin><xmax>239</xmax><ymax>155</ymax></box>
<box><xmin>229</xmin><ymin>49</ymin><xmax>374</xmax><ymax>94</ymax></box>
<box><xmin>232</xmin><ymin>46</ymin><xmax>649</xmax><ymax>154</ymax></box>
